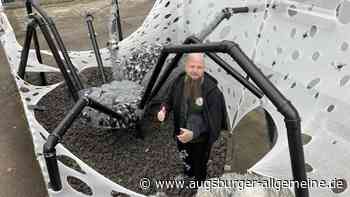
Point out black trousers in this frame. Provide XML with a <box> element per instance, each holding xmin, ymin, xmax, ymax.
<box><xmin>176</xmin><ymin>135</ymin><xmax>212</xmax><ymax>182</ymax></box>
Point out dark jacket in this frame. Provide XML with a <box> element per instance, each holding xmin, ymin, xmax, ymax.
<box><xmin>164</xmin><ymin>72</ymin><xmax>229</xmax><ymax>145</ymax></box>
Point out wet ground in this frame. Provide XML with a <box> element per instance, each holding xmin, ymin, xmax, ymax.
<box><xmin>0</xmin><ymin>0</ymin><xmax>271</xmax><ymax>196</ymax></box>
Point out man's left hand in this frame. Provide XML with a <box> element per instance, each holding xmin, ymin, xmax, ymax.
<box><xmin>177</xmin><ymin>128</ymin><xmax>193</xmax><ymax>143</ymax></box>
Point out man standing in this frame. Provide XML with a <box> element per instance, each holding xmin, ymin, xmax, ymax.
<box><xmin>157</xmin><ymin>53</ymin><xmax>228</xmax><ymax>183</ymax></box>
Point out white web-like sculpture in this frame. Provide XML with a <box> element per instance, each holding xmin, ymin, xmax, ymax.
<box><xmin>1</xmin><ymin>0</ymin><xmax>350</xmax><ymax>196</ymax></box>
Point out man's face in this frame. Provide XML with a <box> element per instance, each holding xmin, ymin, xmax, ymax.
<box><xmin>185</xmin><ymin>53</ymin><xmax>205</xmax><ymax>80</ymax></box>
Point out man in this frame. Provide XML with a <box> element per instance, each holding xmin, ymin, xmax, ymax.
<box><xmin>157</xmin><ymin>53</ymin><xmax>228</xmax><ymax>183</ymax></box>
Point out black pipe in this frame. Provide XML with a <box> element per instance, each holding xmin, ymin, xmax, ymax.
<box><xmin>142</xmin><ymin>40</ymin><xmax>264</xmax><ymax>108</ymax></box>
<box><xmin>45</xmin><ymin>98</ymin><xmax>88</xmax><ymax>151</ymax></box>
<box><xmin>227</xmin><ymin>7</ymin><xmax>250</xmax><ymax>14</ymax></box>
<box><xmin>85</xmin><ymin>13</ymin><xmax>107</xmax><ymax>83</ymax></box>
<box><xmin>25</xmin><ymin>0</ymin><xmax>47</xmax><ymax>85</ymax></box>
<box><xmin>197</xmin><ymin>6</ymin><xmax>249</xmax><ymax>41</ymax></box>
<box><xmin>139</xmin><ymin>52</ymin><xmax>169</xmax><ymax>108</ymax></box>
<box><xmin>43</xmin><ymin>97</ymin><xmax>87</xmax><ymax>191</ymax></box>
<box><xmin>163</xmin><ymin>42</ymin><xmax>228</xmax><ymax>53</ymax></box>
<box><xmin>44</xmin><ymin>97</ymin><xmax>123</xmax><ymax>153</ymax></box>
<box><xmin>147</xmin><ymin>36</ymin><xmax>263</xmax><ymax>104</ymax></box>
<box><xmin>31</xmin><ymin>3</ymin><xmax>84</xmax><ymax>91</ymax></box>
<box><xmin>43</xmin><ymin>148</ymin><xmax>61</xmax><ymax>191</ymax></box>
<box><xmin>138</xmin><ymin>40</ymin><xmax>308</xmax><ymax>197</ymax></box>
<box><xmin>25</xmin><ymin>0</ymin><xmax>33</xmax><ymax>13</ymax></box>
<box><xmin>42</xmin><ymin>95</ymin><xmax>129</xmax><ymax>191</ymax></box>
<box><xmin>32</xmin><ymin>30</ymin><xmax>47</xmax><ymax>85</ymax></box>
<box><xmin>88</xmin><ymin>98</ymin><xmax>125</xmax><ymax>120</ymax></box>
<box><xmin>30</xmin><ymin>14</ymin><xmax>79</xmax><ymax>100</ymax></box>
<box><xmin>225</xmin><ymin>41</ymin><xmax>308</xmax><ymax>197</ymax></box>
<box><xmin>147</xmin><ymin>53</ymin><xmax>184</xmax><ymax>103</ymax></box>
<box><xmin>187</xmin><ymin>36</ymin><xmax>263</xmax><ymax>98</ymax></box>
<box><xmin>18</xmin><ymin>19</ymin><xmax>36</xmax><ymax>79</ymax></box>
<box><xmin>114</xmin><ymin>0</ymin><xmax>123</xmax><ymax>41</ymax></box>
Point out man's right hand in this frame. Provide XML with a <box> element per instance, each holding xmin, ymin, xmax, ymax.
<box><xmin>157</xmin><ymin>106</ymin><xmax>166</xmax><ymax>122</ymax></box>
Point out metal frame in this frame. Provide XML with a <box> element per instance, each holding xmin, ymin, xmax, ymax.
<box><xmin>138</xmin><ymin>37</ymin><xmax>309</xmax><ymax>197</ymax></box>
<box><xmin>14</xmin><ymin>2</ymin><xmax>133</xmax><ymax>191</ymax></box>
<box><xmin>43</xmin><ymin>96</ymin><xmax>126</xmax><ymax>191</ymax></box>
<box><xmin>18</xmin><ymin>0</ymin><xmax>83</xmax><ymax>100</ymax></box>
<box><xmin>18</xmin><ymin>13</ymin><xmax>81</xmax><ymax>100</ymax></box>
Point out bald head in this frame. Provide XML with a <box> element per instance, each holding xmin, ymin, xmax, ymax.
<box><xmin>185</xmin><ymin>53</ymin><xmax>205</xmax><ymax>80</ymax></box>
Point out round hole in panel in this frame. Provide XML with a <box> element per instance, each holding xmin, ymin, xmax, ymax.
<box><xmin>305</xmin><ymin>163</ymin><xmax>313</xmax><ymax>173</ymax></box>
<box><xmin>288</xmin><ymin>5</ymin><xmax>298</xmax><ymax>17</ymax></box>
<box><xmin>153</xmin><ymin>13</ymin><xmax>160</xmax><ymax>19</ymax></box>
<box><xmin>276</xmin><ymin>47</ymin><xmax>283</xmax><ymax>55</ymax></box>
<box><xmin>306</xmin><ymin>78</ymin><xmax>320</xmax><ymax>89</ymax></box>
<box><xmin>336</xmin><ymin>1</ymin><xmax>350</xmax><ymax>24</ymax></box>
<box><xmin>312</xmin><ymin>51</ymin><xmax>320</xmax><ymax>61</ymax></box>
<box><xmin>173</xmin><ymin>17</ymin><xmax>180</xmax><ymax>23</ymax></box>
<box><xmin>301</xmin><ymin>133</ymin><xmax>312</xmax><ymax>145</ymax></box>
<box><xmin>292</xmin><ymin>50</ymin><xmax>300</xmax><ymax>60</ymax></box>
<box><xmin>340</xmin><ymin>75</ymin><xmax>350</xmax><ymax>87</ymax></box>
<box><xmin>309</xmin><ymin>25</ymin><xmax>318</xmax><ymax>37</ymax></box>
<box><xmin>19</xmin><ymin>87</ymin><xmax>30</xmax><ymax>93</ymax></box>
<box><xmin>67</xmin><ymin>176</ymin><xmax>93</xmax><ymax>196</ymax></box>
<box><xmin>164</xmin><ymin>14</ymin><xmax>171</xmax><ymax>19</ymax></box>
<box><xmin>291</xmin><ymin>82</ymin><xmax>296</xmax><ymax>88</ymax></box>
<box><xmin>273</xmin><ymin>25</ymin><xmax>277</xmax><ymax>32</ymax></box>
<box><xmin>208</xmin><ymin>2</ymin><xmax>215</xmax><ymax>8</ymax></box>
<box><xmin>341</xmin><ymin>41</ymin><xmax>349</xmax><ymax>51</ymax></box>
<box><xmin>327</xmin><ymin>105</ymin><xmax>335</xmax><ymax>112</ymax></box>
<box><xmin>111</xmin><ymin>190</ymin><xmax>130</xmax><ymax>197</ymax></box>
<box><xmin>164</xmin><ymin>1</ymin><xmax>170</xmax><ymax>7</ymax></box>
<box><xmin>314</xmin><ymin>92</ymin><xmax>319</xmax><ymax>99</ymax></box>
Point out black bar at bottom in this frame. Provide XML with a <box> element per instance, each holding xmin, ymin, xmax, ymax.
<box><xmin>43</xmin><ymin>149</ymin><xmax>61</xmax><ymax>191</ymax></box>
<box><xmin>18</xmin><ymin>20</ymin><xmax>36</xmax><ymax>78</ymax></box>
